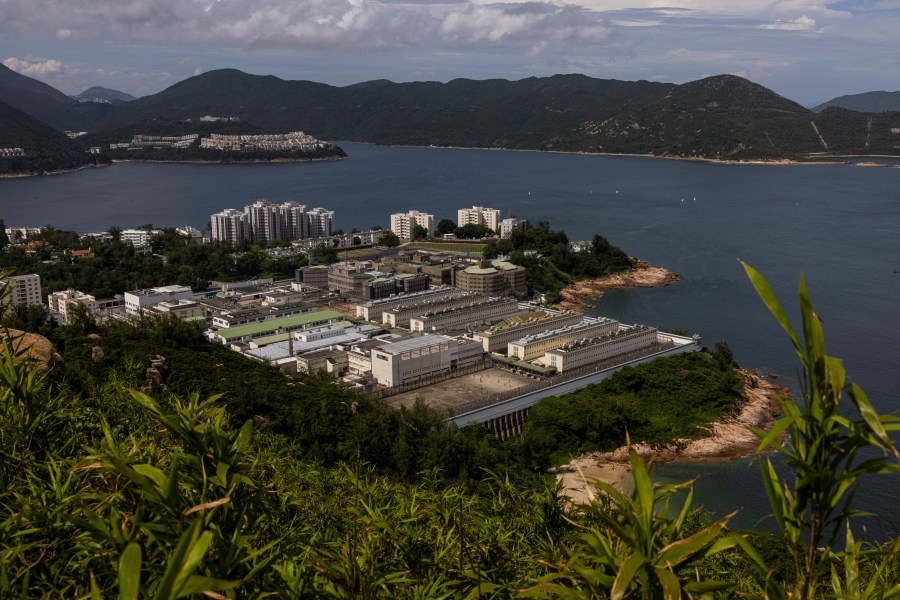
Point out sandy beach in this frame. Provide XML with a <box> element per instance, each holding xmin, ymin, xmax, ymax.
<box><xmin>554</xmin><ymin>369</ymin><xmax>787</xmax><ymax>502</ymax></box>
<box><xmin>555</xmin><ymin>260</ymin><xmax>682</xmax><ymax>311</ymax></box>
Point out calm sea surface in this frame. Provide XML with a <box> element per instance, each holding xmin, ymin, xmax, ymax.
<box><xmin>2</xmin><ymin>143</ymin><xmax>899</xmax><ymax>532</ymax></box>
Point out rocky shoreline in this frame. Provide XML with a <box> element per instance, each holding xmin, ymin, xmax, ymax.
<box><xmin>555</xmin><ymin>369</ymin><xmax>788</xmax><ymax>504</ymax></box>
<box><xmin>555</xmin><ymin>260</ymin><xmax>682</xmax><ymax>311</ymax></box>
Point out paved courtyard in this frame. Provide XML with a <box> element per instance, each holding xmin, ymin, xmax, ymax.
<box><xmin>385</xmin><ymin>367</ymin><xmax>534</xmax><ymax>412</ymax></box>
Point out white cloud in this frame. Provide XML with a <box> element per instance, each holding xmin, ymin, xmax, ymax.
<box><xmin>758</xmin><ymin>14</ymin><xmax>817</xmax><ymax>30</ymax></box>
<box><xmin>3</xmin><ymin>55</ymin><xmax>68</xmax><ymax>77</ymax></box>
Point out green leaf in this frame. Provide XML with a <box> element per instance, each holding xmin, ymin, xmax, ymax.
<box><xmin>847</xmin><ymin>384</ymin><xmax>898</xmax><ymax>457</ymax></box>
<box><xmin>654</xmin><ymin>566</ymin><xmax>681</xmax><ymax>600</ymax></box>
<box><xmin>740</xmin><ymin>261</ymin><xmax>803</xmax><ymax>361</ymax></box>
<box><xmin>177</xmin><ymin>575</ymin><xmax>240</xmax><ymax>598</ymax></box>
<box><xmin>628</xmin><ymin>448</ymin><xmax>654</xmax><ymax>526</ymax></box>
<box><xmin>118</xmin><ymin>543</ymin><xmax>142</xmax><ymax>600</ymax></box>
<box><xmin>611</xmin><ymin>552</ymin><xmax>644</xmax><ymax>600</ymax></box>
<box><xmin>658</xmin><ymin>512</ymin><xmax>735</xmax><ymax>567</ymax></box>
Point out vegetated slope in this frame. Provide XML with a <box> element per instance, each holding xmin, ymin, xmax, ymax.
<box><xmin>0</xmin><ymin>100</ymin><xmax>108</xmax><ymax>175</ymax></box>
<box><xmin>74</xmin><ymin>86</ymin><xmax>138</xmax><ymax>104</ymax></box>
<box><xmin>80</xmin><ymin>116</ymin><xmax>273</xmax><ymax>146</ymax></box>
<box><xmin>0</xmin><ymin>63</ymin><xmax>114</xmax><ymax>130</ymax></box>
<box><xmin>813</xmin><ymin>90</ymin><xmax>900</xmax><ymax>113</ymax></box>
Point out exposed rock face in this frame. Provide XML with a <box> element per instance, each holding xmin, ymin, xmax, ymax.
<box><xmin>1</xmin><ymin>329</ymin><xmax>64</xmax><ymax>374</ymax></box>
<box><xmin>556</xmin><ymin>260</ymin><xmax>682</xmax><ymax>311</ymax></box>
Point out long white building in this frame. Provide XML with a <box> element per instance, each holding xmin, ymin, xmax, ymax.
<box><xmin>409</xmin><ymin>297</ymin><xmax>524</xmax><ymax>333</ymax></box>
<box><xmin>390</xmin><ymin>210</ymin><xmax>434</xmax><ymax>241</ymax></box>
<box><xmin>544</xmin><ymin>326</ymin><xmax>659</xmax><ymax>371</ymax></box>
<box><xmin>508</xmin><ymin>317</ymin><xmax>619</xmax><ymax>361</ymax></box>
<box><xmin>370</xmin><ymin>334</ymin><xmax>484</xmax><ymax>388</ymax></box>
<box><xmin>458</xmin><ymin>206</ymin><xmax>501</xmax><ymax>231</ymax></box>
<box><xmin>124</xmin><ymin>285</ymin><xmax>193</xmax><ymax>317</ymax></box>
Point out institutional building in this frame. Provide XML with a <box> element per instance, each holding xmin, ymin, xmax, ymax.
<box><xmin>390</xmin><ymin>210</ymin><xmax>434</xmax><ymax>241</ymax></box>
<box><xmin>380</xmin><ymin>291</ymin><xmax>479</xmax><ymax>328</ymax></box>
<box><xmin>457</xmin><ymin>206</ymin><xmax>501</xmax><ymax>231</ymax></box>
<box><xmin>508</xmin><ymin>317</ymin><xmax>619</xmax><ymax>361</ymax></box>
<box><xmin>355</xmin><ymin>287</ymin><xmax>466</xmax><ymax>321</ymax></box>
<box><xmin>544</xmin><ymin>326</ymin><xmax>659</xmax><ymax>372</ymax></box>
<box><xmin>370</xmin><ymin>334</ymin><xmax>484</xmax><ymax>388</ymax></box>
<box><xmin>124</xmin><ymin>285</ymin><xmax>193</xmax><ymax>317</ymax></box>
<box><xmin>474</xmin><ymin>310</ymin><xmax>583</xmax><ymax>353</ymax></box>
<box><xmin>409</xmin><ymin>297</ymin><xmax>524</xmax><ymax>333</ymax></box>
<box><xmin>1</xmin><ymin>274</ymin><xmax>41</xmax><ymax>307</ymax></box>
<box><xmin>454</xmin><ymin>260</ymin><xmax>527</xmax><ymax>296</ymax></box>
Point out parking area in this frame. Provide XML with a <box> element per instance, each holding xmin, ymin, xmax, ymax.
<box><xmin>385</xmin><ymin>367</ymin><xmax>534</xmax><ymax>413</ymax></box>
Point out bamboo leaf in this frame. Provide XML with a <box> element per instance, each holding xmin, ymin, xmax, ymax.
<box><xmin>118</xmin><ymin>543</ymin><xmax>142</xmax><ymax>600</ymax></box>
<box><xmin>611</xmin><ymin>552</ymin><xmax>644</xmax><ymax>600</ymax></box>
<box><xmin>654</xmin><ymin>566</ymin><xmax>681</xmax><ymax>600</ymax></box>
<box><xmin>658</xmin><ymin>512</ymin><xmax>735</xmax><ymax>567</ymax></box>
<box><xmin>740</xmin><ymin>261</ymin><xmax>803</xmax><ymax>360</ymax></box>
<box><xmin>847</xmin><ymin>383</ymin><xmax>898</xmax><ymax>457</ymax></box>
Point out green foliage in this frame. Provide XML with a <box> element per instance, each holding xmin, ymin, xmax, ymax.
<box><xmin>312</xmin><ymin>243</ymin><xmax>340</xmax><ymax>265</ymax></box>
<box><xmin>437</xmin><ymin>219</ymin><xmax>457</xmax><ymax>235</ymax></box>
<box><xmin>505</xmin><ymin>224</ymin><xmax>635</xmax><ymax>301</ymax></box>
<box><xmin>521</xmin><ymin>351</ymin><xmax>743</xmax><ymax>467</ymax></box>
<box><xmin>378</xmin><ymin>230</ymin><xmax>401</xmax><ymax>248</ymax></box>
<box><xmin>412</xmin><ymin>224</ymin><xmax>430</xmax><ymax>240</ymax></box>
<box><xmin>742</xmin><ymin>262</ymin><xmax>900</xmax><ymax>599</ymax></box>
<box><xmin>454</xmin><ymin>223</ymin><xmax>495</xmax><ymax>239</ymax></box>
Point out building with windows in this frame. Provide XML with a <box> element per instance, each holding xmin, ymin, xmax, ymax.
<box><xmin>370</xmin><ymin>334</ymin><xmax>484</xmax><ymax>388</ymax></box>
<box><xmin>124</xmin><ymin>285</ymin><xmax>193</xmax><ymax>317</ymax></box>
<box><xmin>457</xmin><ymin>206</ymin><xmax>501</xmax><ymax>231</ymax></box>
<box><xmin>380</xmin><ymin>291</ymin><xmax>480</xmax><ymax>328</ymax></box>
<box><xmin>544</xmin><ymin>326</ymin><xmax>659</xmax><ymax>372</ymax></box>
<box><xmin>508</xmin><ymin>317</ymin><xmax>619</xmax><ymax>361</ymax></box>
<box><xmin>210</xmin><ymin>201</ymin><xmax>335</xmax><ymax>245</ymax></box>
<box><xmin>355</xmin><ymin>286</ymin><xmax>465</xmax><ymax>321</ymax></box>
<box><xmin>390</xmin><ymin>210</ymin><xmax>434</xmax><ymax>241</ymax></box>
<box><xmin>454</xmin><ymin>260</ymin><xmax>527</xmax><ymax>296</ymax></box>
<box><xmin>120</xmin><ymin>229</ymin><xmax>160</xmax><ymax>247</ymax></box>
<box><xmin>409</xmin><ymin>297</ymin><xmax>524</xmax><ymax>332</ymax></box>
<box><xmin>1</xmin><ymin>274</ymin><xmax>41</xmax><ymax>308</ymax></box>
<box><xmin>474</xmin><ymin>310</ymin><xmax>582</xmax><ymax>353</ymax></box>
<box><xmin>499</xmin><ymin>217</ymin><xmax>527</xmax><ymax>238</ymax></box>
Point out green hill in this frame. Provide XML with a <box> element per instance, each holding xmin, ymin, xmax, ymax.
<box><xmin>0</xmin><ymin>100</ymin><xmax>109</xmax><ymax>176</ymax></box>
<box><xmin>813</xmin><ymin>90</ymin><xmax>900</xmax><ymax>113</ymax></box>
<box><xmin>0</xmin><ymin>63</ymin><xmax>114</xmax><ymax>130</ymax></box>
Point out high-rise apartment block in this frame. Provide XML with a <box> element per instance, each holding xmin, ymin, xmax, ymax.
<box><xmin>390</xmin><ymin>210</ymin><xmax>434</xmax><ymax>241</ymax></box>
<box><xmin>457</xmin><ymin>206</ymin><xmax>501</xmax><ymax>231</ymax></box>
<box><xmin>210</xmin><ymin>200</ymin><xmax>334</xmax><ymax>245</ymax></box>
<box><xmin>1</xmin><ymin>274</ymin><xmax>42</xmax><ymax>307</ymax></box>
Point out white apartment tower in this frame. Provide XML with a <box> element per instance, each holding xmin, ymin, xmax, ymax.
<box><xmin>390</xmin><ymin>210</ymin><xmax>434</xmax><ymax>241</ymax></box>
<box><xmin>307</xmin><ymin>207</ymin><xmax>335</xmax><ymax>239</ymax></box>
<box><xmin>1</xmin><ymin>274</ymin><xmax>42</xmax><ymax>307</ymax></box>
<box><xmin>280</xmin><ymin>201</ymin><xmax>309</xmax><ymax>240</ymax></box>
<box><xmin>245</xmin><ymin>199</ymin><xmax>281</xmax><ymax>245</ymax></box>
<box><xmin>211</xmin><ymin>208</ymin><xmax>249</xmax><ymax>244</ymax></box>
<box><xmin>458</xmin><ymin>206</ymin><xmax>501</xmax><ymax>231</ymax></box>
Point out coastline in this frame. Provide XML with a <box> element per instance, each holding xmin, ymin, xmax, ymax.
<box><xmin>357</xmin><ymin>141</ymin><xmax>847</xmax><ymax>166</ymax></box>
<box><xmin>0</xmin><ymin>162</ymin><xmax>111</xmax><ymax>179</ymax></box>
<box><xmin>555</xmin><ymin>370</ymin><xmax>788</xmax><ymax>503</ymax></box>
<box><xmin>555</xmin><ymin>260</ymin><xmax>682</xmax><ymax>311</ymax></box>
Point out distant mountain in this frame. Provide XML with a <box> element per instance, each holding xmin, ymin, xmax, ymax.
<box><xmin>0</xmin><ymin>63</ymin><xmax>114</xmax><ymax>130</ymax></box>
<box><xmin>74</xmin><ymin>86</ymin><xmax>137</xmax><ymax>104</ymax></box>
<box><xmin>814</xmin><ymin>90</ymin><xmax>900</xmax><ymax>113</ymax></box>
<box><xmin>5</xmin><ymin>65</ymin><xmax>900</xmax><ymax>159</ymax></box>
<box><xmin>0</xmin><ymin>99</ymin><xmax>109</xmax><ymax>176</ymax></box>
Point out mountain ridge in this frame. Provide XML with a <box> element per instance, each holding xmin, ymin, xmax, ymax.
<box><xmin>814</xmin><ymin>90</ymin><xmax>900</xmax><ymax>113</ymax></box>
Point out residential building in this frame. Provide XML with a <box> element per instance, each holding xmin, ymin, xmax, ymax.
<box><xmin>280</xmin><ymin>201</ymin><xmax>309</xmax><ymax>240</ymax></box>
<box><xmin>499</xmin><ymin>217</ymin><xmax>526</xmax><ymax>238</ymax></box>
<box><xmin>390</xmin><ymin>210</ymin><xmax>434</xmax><ymax>241</ymax></box>
<box><xmin>120</xmin><ymin>229</ymin><xmax>160</xmax><ymax>247</ymax></box>
<box><xmin>508</xmin><ymin>317</ymin><xmax>619</xmax><ymax>361</ymax></box>
<box><xmin>306</xmin><ymin>207</ymin><xmax>335</xmax><ymax>238</ymax></box>
<box><xmin>474</xmin><ymin>310</ymin><xmax>583</xmax><ymax>353</ymax></box>
<box><xmin>211</xmin><ymin>208</ymin><xmax>249</xmax><ymax>244</ymax></box>
<box><xmin>245</xmin><ymin>199</ymin><xmax>281</xmax><ymax>244</ymax></box>
<box><xmin>458</xmin><ymin>206</ymin><xmax>501</xmax><ymax>231</ymax></box>
<box><xmin>124</xmin><ymin>285</ymin><xmax>193</xmax><ymax>317</ymax></box>
<box><xmin>47</xmin><ymin>289</ymin><xmax>96</xmax><ymax>323</ymax></box>
<box><xmin>370</xmin><ymin>334</ymin><xmax>483</xmax><ymax>388</ymax></box>
<box><xmin>409</xmin><ymin>297</ymin><xmax>525</xmax><ymax>332</ymax></box>
<box><xmin>1</xmin><ymin>274</ymin><xmax>41</xmax><ymax>307</ymax></box>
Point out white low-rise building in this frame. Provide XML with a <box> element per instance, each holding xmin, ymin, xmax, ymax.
<box><xmin>508</xmin><ymin>317</ymin><xmax>619</xmax><ymax>361</ymax></box>
<box><xmin>409</xmin><ymin>297</ymin><xmax>524</xmax><ymax>332</ymax></box>
<box><xmin>370</xmin><ymin>334</ymin><xmax>483</xmax><ymax>388</ymax></box>
<box><xmin>125</xmin><ymin>285</ymin><xmax>193</xmax><ymax>317</ymax></box>
<box><xmin>544</xmin><ymin>325</ymin><xmax>659</xmax><ymax>371</ymax></box>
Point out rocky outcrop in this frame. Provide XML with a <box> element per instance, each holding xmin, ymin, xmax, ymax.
<box><xmin>556</xmin><ymin>260</ymin><xmax>681</xmax><ymax>311</ymax></box>
<box><xmin>1</xmin><ymin>329</ymin><xmax>64</xmax><ymax>374</ymax></box>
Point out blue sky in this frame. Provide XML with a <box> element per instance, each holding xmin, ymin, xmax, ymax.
<box><xmin>1</xmin><ymin>0</ymin><xmax>898</xmax><ymax>106</ymax></box>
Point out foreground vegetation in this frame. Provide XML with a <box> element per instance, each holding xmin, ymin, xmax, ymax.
<box><xmin>1</xmin><ymin>268</ymin><xmax>899</xmax><ymax>597</ymax></box>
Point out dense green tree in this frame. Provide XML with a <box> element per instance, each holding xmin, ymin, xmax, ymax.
<box><xmin>378</xmin><ymin>230</ymin><xmax>401</xmax><ymax>247</ymax></box>
<box><xmin>437</xmin><ymin>218</ymin><xmax>457</xmax><ymax>235</ymax></box>
<box><xmin>454</xmin><ymin>223</ymin><xmax>494</xmax><ymax>239</ymax></box>
<box><xmin>412</xmin><ymin>224</ymin><xmax>429</xmax><ymax>240</ymax></box>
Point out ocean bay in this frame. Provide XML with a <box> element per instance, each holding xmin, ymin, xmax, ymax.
<box><xmin>2</xmin><ymin>142</ymin><xmax>899</xmax><ymax>530</ymax></box>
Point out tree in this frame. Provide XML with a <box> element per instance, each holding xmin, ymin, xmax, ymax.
<box><xmin>412</xmin><ymin>224</ymin><xmax>429</xmax><ymax>241</ymax></box>
<box><xmin>437</xmin><ymin>219</ymin><xmax>457</xmax><ymax>235</ymax></box>
<box><xmin>0</xmin><ymin>219</ymin><xmax>9</xmax><ymax>250</ymax></box>
<box><xmin>352</xmin><ymin>236</ymin><xmax>362</xmax><ymax>246</ymax></box>
<box><xmin>312</xmin><ymin>244</ymin><xmax>339</xmax><ymax>265</ymax></box>
<box><xmin>378</xmin><ymin>231</ymin><xmax>401</xmax><ymax>248</ymax></box>
<box><xmin>108</xmin><ymin>226</ymin><xmax>122</xmax><ymax>242</ymax></box>
<box><xmin>454</xmin><ymin>223</ymin><xmax>493</xmax><ymax>239</ymax></box>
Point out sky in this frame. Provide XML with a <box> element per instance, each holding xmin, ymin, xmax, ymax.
<box><xmin>1</xmin><ymin>0</ymin><xmax>899</xmax><ymax>107</ymax></box>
